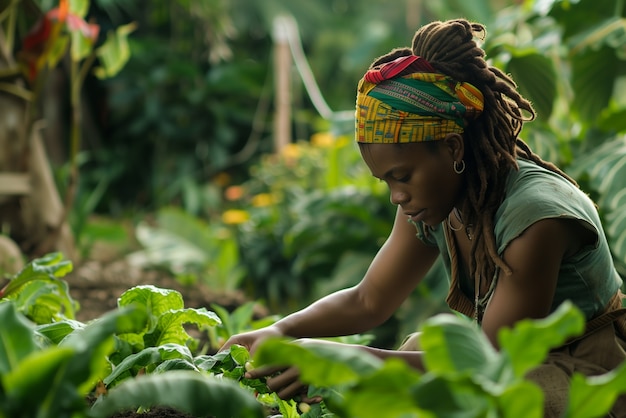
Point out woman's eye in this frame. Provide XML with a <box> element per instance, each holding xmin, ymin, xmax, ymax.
<box><xmin>396</xmin><ymin>175</ymin><xmax>410</xmax><ymax>182</ymax></box>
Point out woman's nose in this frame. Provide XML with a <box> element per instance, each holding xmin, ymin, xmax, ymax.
<box><xmin>390</xmin><ymin>189</ymin><xmax>409</xmax><ymax>206</ymax></box>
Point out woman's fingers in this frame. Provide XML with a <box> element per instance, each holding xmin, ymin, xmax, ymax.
<box><xmin>267</xmin><ymin>368</ymin><xmax>305</xmax><ymax>400</ymax></box>
<box><xmin>246</xmin><ymin>364</ymin><xmax>323</xmax><ymax>402</ymax></box>
<box><xmin>294</xmin><ymin>386</ymin><xmax>323</xmax><ymax>404</ymax></box>
<box><xmin>265</xmin><ymin>367</ymin><xmax>299</xmax><ymax>386</ymax></box>
<box><xmin>276</xmin><ymin>379</ymin><xmax>306</xmax><ymax>400</ymax></box>
<box><xmin>244</xmin><ymin>364</ymin><xmax>285</xmax><ymax>380</ymax></box>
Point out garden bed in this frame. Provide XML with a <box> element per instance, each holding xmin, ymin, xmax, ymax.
<box><xmin>66</xmin><ymin>247</ymin><xmax>267</xmax><ymax>418</ymax></box>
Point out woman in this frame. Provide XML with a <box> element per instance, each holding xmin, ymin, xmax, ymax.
<box><xmin>221</xmin><ymin>19</ymin><xmax>626</xmax><ymax>417</ymax></box>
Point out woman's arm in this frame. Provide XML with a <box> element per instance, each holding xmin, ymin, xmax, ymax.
<box><xmin>481</xmin><ymin>217</ymin><xmax>595</xmax><ymax>347</ymax></box>
<box><xmin>272</xmin><ymin>206</ymin><xmax>440</xmax><ymax>338</ymax></box>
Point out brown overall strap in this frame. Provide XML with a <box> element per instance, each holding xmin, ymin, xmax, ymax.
<box><xmin>566</xmin><ymin>291</ymin><xmax>626</xmax><ymax>345</ymax></box>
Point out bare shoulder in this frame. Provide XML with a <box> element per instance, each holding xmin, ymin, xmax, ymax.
<box><xmin>503</xmin><ymin>217</ymin><xmax>595</xmax><ymax>263</ymax></box>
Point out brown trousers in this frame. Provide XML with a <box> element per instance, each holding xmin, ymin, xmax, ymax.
<box><xmin>398</xmin><ymin>311</ymin><xmax>626</xmax><ymax>417</ymax></box>
<box><xmin>527</xmin><ymin>321</ymin><xmax>626</xmax><ymax>418</ymax></box>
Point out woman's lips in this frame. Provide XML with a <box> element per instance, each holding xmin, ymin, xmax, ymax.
<box><xmin>407</xmin><ymin>209</ymin><xmax>425</xmax><ymax>223</ymax></box>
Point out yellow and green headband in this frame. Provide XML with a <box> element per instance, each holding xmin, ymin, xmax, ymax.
<box><xmin>355</xmin><ymin>55</ymin><xmax>484</xmax><ymax>143</ymax></box>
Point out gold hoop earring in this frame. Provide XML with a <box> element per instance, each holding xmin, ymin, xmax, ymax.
<box><xmin>453</xmin><ymin>160</ymin><xmax>465</xmax><ymax>174</ymax></box>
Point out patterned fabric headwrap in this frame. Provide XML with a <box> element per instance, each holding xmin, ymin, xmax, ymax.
<box><xmin>355</xmin><ymin>55</ymin><xmax>484</xmax><ymax>143</ymax></box>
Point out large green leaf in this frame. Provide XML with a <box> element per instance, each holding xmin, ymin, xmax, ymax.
<box><xmin>9</xmin><ymin>280</ymin><xmax>78</xmax><ymax>323</ymax></box>
<box><xmin>605</xmin><ymin>209</ymin><xmax>626</xmax><ymax>274</ymax></box>
<box><xmin>507</xmin><ymin>51</ymin><xmax>557</xmax><ymax>120</ymax></box>
<box><xmin>496</xmin><ymin>380</ymin><xmax>544</xmax><ymax>418</ymax></box>
<box><xmin>90</xmin><ymin>370</ymin><xmax>265</xmax><ymax>418</ymax></box>
<box><xmin>58</xmin><ymin>306</ymin><xmax>149</xmax><ymax>394</ymax></box>
<box><xmin>546</xmin><ymin>0</ymin><xmax>620</xmax><ymax>40</ymax></box>
<box><xmin>567</xmin><ymin>16</ymin><xmax>626</xmax><ymax>56</ymax></box>
<box><xmin>144</xmin><ymin>307</ymin><xmax>221</xmax><ymax>347</ymax></box>
<box><xmin>0</xmin><ymin>303</ymin><xmax>148</xmax><ymax>418</ymax></box>
<box><xmin>254</xmin><ymin>338</ymin><xmax>381</xmax><ymax>387</ymax></box>
<box><xmin>568</xmin><ymin>136</ymin><xmax>626</xmax><ymax>274</ymax></box>
<box><xmin>411</xmin><ymin>374</ymin><xmax>494</xmax><ymax>418</ymax></box>
<box><xmin>598</xmin><ymin>107</ymin><xmax>626</xmax><ymax>133</ymax></box>
<box><xmin>118</xmin><ymin>285</ymin><xmax>185</xmax><ymax>320</ymax></box>
<box><xmin>571</xmin><ymin>46</ymin><xmax>618</xmax><ymax>123</ymax></box>
<box><xmin>0</xmin><ymin>302</ymin><xmax>36</xmax><ymax>375</ymax></box>
<box><xmin>566</xmin><ymin>362</ymin><xmax>626</xmax><ymax>418</ymax></box>
<box><xmin>103</xmin><ymin>343</ymin><xmax>196</xmax><ymax>386</ymax></box>
<box><xmin>420</xmin><ymin>314</ymin><xmax>500</xmax><ymax>379</ymax></box>
<box><xmin>36</xmin><ymin>319</ymin><xmax>85</xmax><ymax>345</ymax></box>
<box><xmin>498</xmin><ymin>301</ymin><xmax>585</xmax><ymax>378</ymax></box>
<box><xmin>2</xmin><ymin>346</ymin><xmax>78</xmax><ymax>415</ymax></box>
<box><xmin>343</xmin><ymin>359</ymin><xmax>426</xmax><ymax>418</ymax></box>
<box><xmin>423</xmin><ymin>0</ymin><xmax>495</xmax><ymax>25</ymax></box>
<box><xmin>0</xmin><ymin>302</ymin><xmax>37</xmax><ymax>374</ymax></box>
<box><xmin>0</xmin><ymin>252</ymin><xmax>72</xmax><ymax>299</ymax></box>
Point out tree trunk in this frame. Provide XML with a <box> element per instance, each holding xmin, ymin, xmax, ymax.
<box><xmin>0</xmin><ymin>16</ymin><xmax>76</xmax><ymax>262</ymax></box>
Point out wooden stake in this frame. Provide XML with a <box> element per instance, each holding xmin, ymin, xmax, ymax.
<box><xmin>272</xmin><ymin>16</ymin><xmax>292</xmax><ymax>153</ymax></box>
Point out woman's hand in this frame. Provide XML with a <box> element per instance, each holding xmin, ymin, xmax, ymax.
<box><xmin>245</xmin><ymin>365</ymin><xmax>306</xmax><ymax>401</ymax></box>
<box><xmin>245</xmin><ymin>363</ymin><xmax>322</xmax><ymax>403</ymax></box>
<box><xmin>218</xmin><ymin>325</ymin><xmax>284</xmax><ymax>355</ymax></box>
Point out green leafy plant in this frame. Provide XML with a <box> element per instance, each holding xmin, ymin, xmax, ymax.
<box><xmin>101</xmin><ymin>284</ymin><xmax>222</xmax><ymax>386</ymax></box>
<box><xmin>0</xmin><ymin>283</ymin><xmax>272</xmax><ymax>418</ymax></box>
<box><xmin>0</xmin><ymin>300</ymin><xmax>148</xmax><ymax>418</ymax></box>
<box><xmin>127</xmin><ymin>206</ymin><xmax>246</xmax><ymax>291</ymax></box>
<box><xmin>567</xmin><ymin>136</ymin><xmax>626</xmax><ymax>276</ymax></box>
<box><xmin>90</xmin><ymin>370</ymin><xmax>266</xmax><ymax>418</ymax></box>
<box><xmin>0</xmin><ymin>252</ymin><xmax>77</xmax><ymax>323</ymax></box>
<box><xmin>0</xmin><ymin>256</ymin><xmax>276</xmax><ymax>417</ymax></box>
<box><xmin>4</xmin><ymin>256</ymin><xmax>626</xmax><ymax>418</ymax></box>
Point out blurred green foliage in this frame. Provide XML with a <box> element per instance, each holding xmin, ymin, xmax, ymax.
<box><xmin>126</xmin><ymin>206</ymin><xmax>246</xmax><ymax>292</ymax></box>
<box><xmin>225</xmin><ymin>136</ymin><xmax>393</xmax><ymax>312</ymax></box>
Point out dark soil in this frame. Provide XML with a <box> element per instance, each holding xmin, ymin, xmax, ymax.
<box><xmin>101</xmin><ymin>407</ymin><xmax>195</xmax><ymax>418</ymax></box>
<box><xmin>67</xmin><ymin>247</ymin><xmax>268</xmax><ymax>418</ymax></box>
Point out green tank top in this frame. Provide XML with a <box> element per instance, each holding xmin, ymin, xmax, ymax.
<box><xmin>414</xmin><ymin>158</ymin><xmax>622</xmax><ymax>320</ymax></box>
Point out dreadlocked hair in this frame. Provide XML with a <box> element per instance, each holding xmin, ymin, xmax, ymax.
<box><xmin>369</xmin><ymin>19</ymin><xmax>579</xmax><ymax>286</ymax></box>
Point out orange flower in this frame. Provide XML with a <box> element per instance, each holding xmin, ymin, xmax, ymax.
<box><xmin>224</xmin><ymin>185</ymin><xmax>245</xmax><ymax>201</ymax></box>
<box><xmin>58</xmin><ymin>0</ymin><xmax>69</xmax><ymax>22</ymax></box>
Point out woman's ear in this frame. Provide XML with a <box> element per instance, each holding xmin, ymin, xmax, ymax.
<box><xmin>442</xmin><ymin>133</ymin><xmax>464</xmax><ymax>161</ymax></box>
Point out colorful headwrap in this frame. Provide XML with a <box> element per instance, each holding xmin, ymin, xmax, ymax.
<box><xmin>356</xmin><ymin>55</ymin><xmax>484</xmax><ymax>143</ymax></box>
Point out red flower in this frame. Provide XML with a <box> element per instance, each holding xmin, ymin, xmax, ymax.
<box><xmin>20</xmin><ymin>0</ymin><xmax>100</xmax><ymax>81</ymax></box>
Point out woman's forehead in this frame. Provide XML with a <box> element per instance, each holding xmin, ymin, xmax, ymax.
<box><xmin>360</xmin><ymin>143</ymin><xmax>432</xmax><ymax>174</ymax></box>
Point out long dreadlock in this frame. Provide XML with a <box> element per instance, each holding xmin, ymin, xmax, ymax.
<box><xmin>369</xmin><ymin>19</ymin><xmax>578</xmax><ymax>285</ymax></box>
